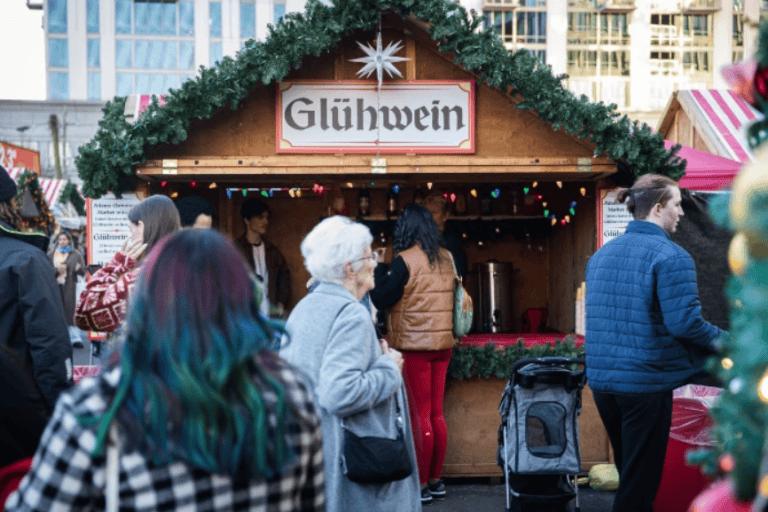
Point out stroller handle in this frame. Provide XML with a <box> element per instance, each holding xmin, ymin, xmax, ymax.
<box><xmin>510</xmin><ymin>357</ymin><xmax>586</xmax><ymax>387</ymax></box>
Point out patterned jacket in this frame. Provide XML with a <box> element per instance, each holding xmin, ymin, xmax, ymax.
<box><xmin>585</xmin><ymin>220</ymin><xmax>725</xmax><ymax>394</ymax></box>
<box><xmin>74</xmin><ymin>251</ymin><xmax>140</xmax><ymax>332</ymax></box>
<box><xmin>6</xmin><ymin>360</ymin><xmax>326</xmax><ymax>512</ymax></box>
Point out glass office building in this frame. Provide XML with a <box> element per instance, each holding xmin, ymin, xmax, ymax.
<box><xmin>45</xmin><ymin>0</ymin><xmax>291</xmax><ymax>101</ymax></box>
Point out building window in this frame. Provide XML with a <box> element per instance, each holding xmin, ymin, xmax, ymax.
<box><xmin>116</xmin><ymin>0</ymin><xmax>132</xmax><ymax>35</ymax></box>
<box><xmin>88</xmin><ymin>72</ymin><xmax>101</xmax><ymax>100</ymax></box>
<box><xmin>179</xmin><ymin>1</ymin><xmax>194</xmax><ymax>36</ymax></box>
<box><xmin>210</xmin><ymin>42</ymin><xmax>223</xmax><ymax>66</ymax></box>
<box><xmin>135</xmin><ymin>41</ymin><xmax>177</xmax><ymax>69</ymax></box>
<box><xmin>567</xmin><ymin>50</ymin><xmax>597</xmax><ymax>75</ymax></box>
<box><xmin>116</xmin><ymin>73</ymin><xmax>133</xmax><ymax>96</ymax></box>
<box><xmin>683</xmin><ymin>51</ymin><xmax>710</xmax><ymax>72</ymax></box>
<box><xmin>87</xmin><ymin>39</ymin><xmax>100</xmax><ymax>67</ymax></box>
<box><xmin>275</xmin><ymin>1</ymin><xmax>286</xmax><ymax>23</ymax></box>
<box><xmin>180</xmin><ymin>42</ymin><xmax>194</xmax><ymax>69</ymax></box>
<box><xmin>600</xmin><ymin>50</ymin><xmax>629</xmax><ymax>76</ymax></box>
<box><xmin>87</xmin><ymin>0</ymin><xmax>99</xmax><ymax>33</ymax></box>
<box><xmin>49</xmin><ymin>72</ymin><xmax>69</xmax><ymax>100</ymax></box>
<box><xmin>210</xmin><ymin>2</ymin><xmax>222</xmax><ymax>37</ymax></box>
<box><xmin>116</xmin><ymin>40</ymin><xmax>132</xmax><ymax>67</ymax></box>
<box><xmin>48</xmin><ymin>0</ymin><xmax>67</xmax><ymax>34</ymax></box>
<box><xmin>516</xmin><ymin>11</ymin><xmax>546</xmax><ymax>44</ymax></box>
<box><xmin>600</xmin><ymin>14</ymin><xmax>629</xmax><ymax>45</ymax></box>
<box><xmin>567</xmin><ymin>12</ymin><xmax>597</xmax><ymax>45</ymax></box>
<box><xmin>485</xmin><ymin>10</ymin><xmax>515</xmax><ymax>43</ymax></box>
<box><xmin>733</xmin><ymin>14</ymin><xmax>744</xmax><ymax>46</ymax></box>
<box><xmin>49</xmin><ymin>38</ymin><xmax>68</xmax><ymax>67</ymax></box>
<box><xmin>241</xmin><ymin>1</ymin><xmax>256</xmax><ymax>39</ymax></box>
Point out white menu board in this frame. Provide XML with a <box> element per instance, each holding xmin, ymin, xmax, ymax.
<box><xmin>86</xmin><ymin>193</ymin><xmax>141</xmax><ymax>266</ymax></box>
<box><xmin>597</xmin><ymin>188</ymin><xmax>634</xmax><ymax>248</ymax></box>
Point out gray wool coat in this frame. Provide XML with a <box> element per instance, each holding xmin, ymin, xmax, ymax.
<box><xmin>280</xmin><ymin>282</ymin><xmax>421</xmax><ymax>512</ymax></box>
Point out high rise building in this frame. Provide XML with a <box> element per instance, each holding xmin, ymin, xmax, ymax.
<box><xmin>42</xmin><ymin>0</ymin><xmax>309</xmax><ymax>101</ymax></box>
<box><xmin>36</xmin><ymin>0</ymin><xmax>764</xmax><ymax>113</ymax></box>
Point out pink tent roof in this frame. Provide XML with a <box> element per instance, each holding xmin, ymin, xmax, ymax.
<box><xmin>664</xmin><ymin>140</ymin><xmax>741</xmax><ymax>191</ymax></box>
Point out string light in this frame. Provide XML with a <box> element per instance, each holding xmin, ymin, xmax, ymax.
<box><xmin>392</xmin><ymin>184</ymin><xmax>400</xmax><ymax>194</ymax></box>
<box><xmin>542</xmin><ymin>201</ymin><xmax>548</xmax><ymax>207</ymax></box>
<box><xmin>565</xmin><ymin>215</ymin><xmax>570</xmax><ymax>223</ymax></box>
<box><xmin>580</xmin><ymin>187</ymin><xmax>586</xmax><ymax>196</ymax></box>
<box><xmin>261</xmin><ymin>190</ymin><xmax>269</xmax><ymax>197</ymax></box>
<box><xmin>242</xmin><ymin>189</ymin><xmax>248</xmax><ymax>197</ymax></box>
<box><xmin>556</xmin><ymin>181</ymin><xmax>562</xmax><ymax>188</ymax></box>
<box><xmin>722</xmin><ymin>357</ymin><xmax>734</xmax><ymax>370</ymax></box>
<box><xmin>470</xmin><ymin>189</ymin><xmax>478</xmax><ymax>197</ymax></box>
<box><xmin>209</xmin><ymin>182</ymin><xmax>217</xmax><ymax>189</ymax></box>
<box><xmin>551</xmin><ymin>217</ymin><xmax>557</xmax><ymax>226</ymax></box>
<box><xmin>296</xmin><ymin>189</ymin><xmax>302</xmax><ymax>197</ymax></box>
<box><xmin>171</xmin><ymin>191</ymin><xmax>179</xmax><ymax>198</ymax></box>
<box><xmin>523</xmin><ymin>187</ymin><xmax>530</xmax><ymax>194</ymax></box>
<box><xmin>491</xmin><ymin>188</ymin><xmax>501</xmax><ymax>198</ymax></box>
<box><xmin>450</xmin><ymin>193</ymin><xmax>457</xmax><ymax>203</ymax></box>
<box><xmin>719</xmin><ymin>454</ymin><xmax>735</xmax><ymax>472</ymax></box>
<box><xmin>544</xmin><ymin>209</ymin><xmax>550</xmax><ymax>217</ymax></box>
<box><xmin>226</xmin><ymin>189</ymin><xmax>232</xmax><ymax>198</ymax></box>
<box><xmin>190</xmin><ymin>181</ymin><xmax>197</xmax><ymax>187</ymax></box>
<box><xmin>532</xmin><ymin>181</ymin><xmax>538</xmax><ymax>188</ymax></box>
<box><xmin>288</xmin><ymin>189</ymin><xmax>296</xmax><ymax>198</ymax></box>
<box><xmin>427</xmin><ymin>182</ymin><xmax>433</xmax><ymax>190</ymax></box>
<box><xmin>347</xmin><ymin>182</ymin><xmax>354</xmax><ymax>188</ymax></box>
<box><xmin>759</xmin><ymin>373</ymin><xmax>768</xmax><ymax>402</ymax></box>
<box><xmin>161</xmin><ymin>181</ymin><xmax>167</xmax><ymax>187</ymax></box>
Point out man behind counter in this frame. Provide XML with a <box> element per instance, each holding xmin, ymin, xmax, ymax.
<box><xmin>235</xmin><ymin>198</ymin><xmax>291</xmax><ymax>318</ymax></box>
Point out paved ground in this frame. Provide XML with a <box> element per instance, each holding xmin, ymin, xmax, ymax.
<box><xmin>429</xmin><ymin>478</ymin><xmax>615</xmax><ymax>512</ymax></box>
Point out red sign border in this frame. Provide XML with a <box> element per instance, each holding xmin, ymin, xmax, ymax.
<box><xmin>275</xmin><ymin>79</ymin><xmax>476</xmax><ymax>154</ymax></box>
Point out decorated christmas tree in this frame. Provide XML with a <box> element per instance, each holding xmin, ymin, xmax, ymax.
<box><xmin>687</xmin><ymin>21</ymin><xmax>768</xmax><ymax>509</ymax></box>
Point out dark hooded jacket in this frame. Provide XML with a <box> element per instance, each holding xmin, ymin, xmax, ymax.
<box><xmin>0</xmin><ymin>219</ymin><xmax>72</xmax><ymax>445</ymax></box>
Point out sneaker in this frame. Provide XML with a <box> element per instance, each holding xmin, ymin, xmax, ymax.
<box><xmin>428</xmin><ymin>479</ymin><xmax>446</xmax><ymax>500</ymax></box>
<box><xmin>421</xmin><ymin>486</ymin><xmax>433</xmax><ymax>506</ymax></box>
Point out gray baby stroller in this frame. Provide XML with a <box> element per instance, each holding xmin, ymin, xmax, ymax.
<box><xmin>497</xmin><ymin>357</ymin><xmax>587</xmax><ymax>512</ymax></box>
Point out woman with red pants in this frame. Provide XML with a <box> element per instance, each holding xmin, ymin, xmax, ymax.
<box><xmin>371</xmin><ymin>203</ymin><xmax>457</xmax><ymax>506</ymax></box>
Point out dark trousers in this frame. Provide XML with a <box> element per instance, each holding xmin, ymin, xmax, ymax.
<box><xmin>592</xmin><ymin>390</ymin><xmax>673</xmax><ymax>512</ymax></box>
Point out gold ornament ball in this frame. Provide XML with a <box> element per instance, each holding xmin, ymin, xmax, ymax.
<box><xmin>730</xmin><ymin>145</ymin><xmax>768</xmax><ymax>231</ymax></box>
<box><xmin>728</xmin><ymin>232</ymin><xmax>749</xmax><ymax>276</ymax></box>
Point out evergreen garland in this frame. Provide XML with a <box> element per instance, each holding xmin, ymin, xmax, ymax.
<box><xmin>448</xmin><ymin>337</ymin><xmax>584</xmax><ymax>380</ymax></box>
<box><xmin>76</xmin><ymin>0</ymin><xmax>685</xmax><ymax>198</ymax></box>
<box><xmin>59</xmin><ymin>181</ymin><xmax>86</xmax><ymax>216</ymax></box>
<box><xmin>14</xmin><ymin>168</ymin><xmax>56</xmax><ymax>235</ymax></box>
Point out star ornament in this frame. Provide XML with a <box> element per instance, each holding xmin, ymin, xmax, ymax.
<box><xmin>350</xmin><ymin>31</ymin><xmax>410</xmax><ymax>89</ymax></box>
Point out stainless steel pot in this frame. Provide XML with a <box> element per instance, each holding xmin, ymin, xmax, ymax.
<box><xmin>475</xmin><ymin>261</ymin><xmax>514</xmax><ymax>333</ymax></box>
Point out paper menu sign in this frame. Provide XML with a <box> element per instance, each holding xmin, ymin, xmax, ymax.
<box><xmin>597</xmin><ymin>188</ymin><xmax>633</xmax><ymax>248</ymax></box>
<box><xmin>86</xmin><ymin>193</ymin><xmax>141</xmax><ymax>266</ymax></box>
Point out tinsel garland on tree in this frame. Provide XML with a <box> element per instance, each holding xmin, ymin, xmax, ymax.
<box><xmin>58</xmin><ymin>181</ymin><xmax>86</xmax><ymax>216</ymax></box>
<box><xmin>14</xmin><ymin>168</ymin><xmax>55</xmax><ymax>235</ymax></box>
<box><xmin>75</xmin><ymin>0</ymin><xmax>685</xmax><ymax>198</ymax></box>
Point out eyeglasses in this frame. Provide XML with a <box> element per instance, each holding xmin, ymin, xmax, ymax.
<box><xmin>352</xmin><ymin>248</ymin><xmax>385</xmax><ymax>264</ymax></box>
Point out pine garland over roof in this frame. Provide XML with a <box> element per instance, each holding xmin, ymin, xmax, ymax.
<box><xmin>76</xmin><ymin>0</ymin><xmax>685</xmax><ymax>198</ymax></box>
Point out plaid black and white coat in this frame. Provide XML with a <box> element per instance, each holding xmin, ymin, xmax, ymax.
<box><xmin>6</xmin><ymin>360</ymin><xmax>325</xmax><ymax>512</ymax></box>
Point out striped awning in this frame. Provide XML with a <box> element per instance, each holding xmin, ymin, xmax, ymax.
<box><xmin>672</xmin><ymin>89</ymin><xmax>761</xmax><ymax>163</ymax></box>
<box><xmin>8</xmin><ymin>167</ymin><xmax>68</xmax><ymax>207</ymax></box>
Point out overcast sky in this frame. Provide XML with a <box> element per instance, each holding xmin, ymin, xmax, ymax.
<box><xmin>0</xmin><ymin>1</ymin><xmax>46</xmax><ymax>101</ymax></box>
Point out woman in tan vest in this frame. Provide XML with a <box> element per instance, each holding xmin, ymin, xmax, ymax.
<box><xmin>371</xmin><ymin>204</ymin><xmax>458</xmax><ymax>506</ymax></box>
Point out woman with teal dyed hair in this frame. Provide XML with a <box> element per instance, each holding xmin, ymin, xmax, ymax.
<box><xmin>7</xmin><ymin>229</ymin><xmax>325</xmax><ymax>512</ymax></box>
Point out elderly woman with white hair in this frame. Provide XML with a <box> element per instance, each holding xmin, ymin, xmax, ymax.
<box><xmin>280</xmin><ymin>216</ymin><xmax>421</xmax><ymax>512</ymax></box>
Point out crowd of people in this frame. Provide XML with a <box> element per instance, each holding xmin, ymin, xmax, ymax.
<box><xmin>0</xmin><ymin>161</ymin><xmax>726</xmax><ymax>512</ymax></box>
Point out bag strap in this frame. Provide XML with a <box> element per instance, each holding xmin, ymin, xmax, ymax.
<box><xmin>105</xmin><ymin>423</ymin><xmax>119</xmax><ymax>512</ymax></box>
<box><xmin>446</xmin><ymin>251</ymin><xmax>461</xmax><ymax>285</ymax></box>
<box><xmin>340</xmin><ymin>389</ymin><xmax>404</xmax><ymax>433</ymax></box>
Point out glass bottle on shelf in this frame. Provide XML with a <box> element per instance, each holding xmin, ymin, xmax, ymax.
<box><xmin>386</xmin><ymin>188</ymin><xmax>399</xmax><ymax>219</ymax></box>
<box><xmin>358</xmin><ymin>188</ymin><xmax>370</xmax><ymax>217</ymax></box>
<box><xmin>455</xmin><ymin>192</ymin><xmax>467</xmax><ymax>215</ymax></box>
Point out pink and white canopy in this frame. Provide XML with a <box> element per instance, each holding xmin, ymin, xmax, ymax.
<box><xmin>7</xmin><ymin>167</ymin><xmax>68</xmax><ymax>207</ymax></box>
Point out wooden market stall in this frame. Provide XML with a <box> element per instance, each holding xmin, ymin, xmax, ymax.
<box><xmin>79</xmin><ymin>1</ymin><xmax>684</xmax><ymax>477</ymax></box>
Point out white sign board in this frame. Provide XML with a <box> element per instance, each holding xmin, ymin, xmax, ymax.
<box><xmin>276</xmin><ymin>80</ymin><xmax>475</xmax><ymax>153</ymax></box>
<box><xmin>597</xmin><ymin>188</ymin><xmax>634</xmax><ymax>248</ymax></box>
<box><xmin>86</xmin><ymin>193</ymin><xmax>141</xmax><ymax>266</ymax></box>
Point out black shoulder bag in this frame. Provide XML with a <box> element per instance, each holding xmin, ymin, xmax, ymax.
<box><xmin>340</xmin><ymin>391</ymin><xmax>414</xmax><ymax>484</ymax></box>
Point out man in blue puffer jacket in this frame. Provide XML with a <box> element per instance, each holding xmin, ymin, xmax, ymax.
<box><xmin>586</xmin><ymin>173</ymin><xmax>725</xmax><ymax>512</ymax></box>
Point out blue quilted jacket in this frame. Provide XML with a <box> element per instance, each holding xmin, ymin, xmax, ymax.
<box><xmin>585</xmin><ymin>220</ymin><xmax>724</xmax><ymax>394</ymax></box>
